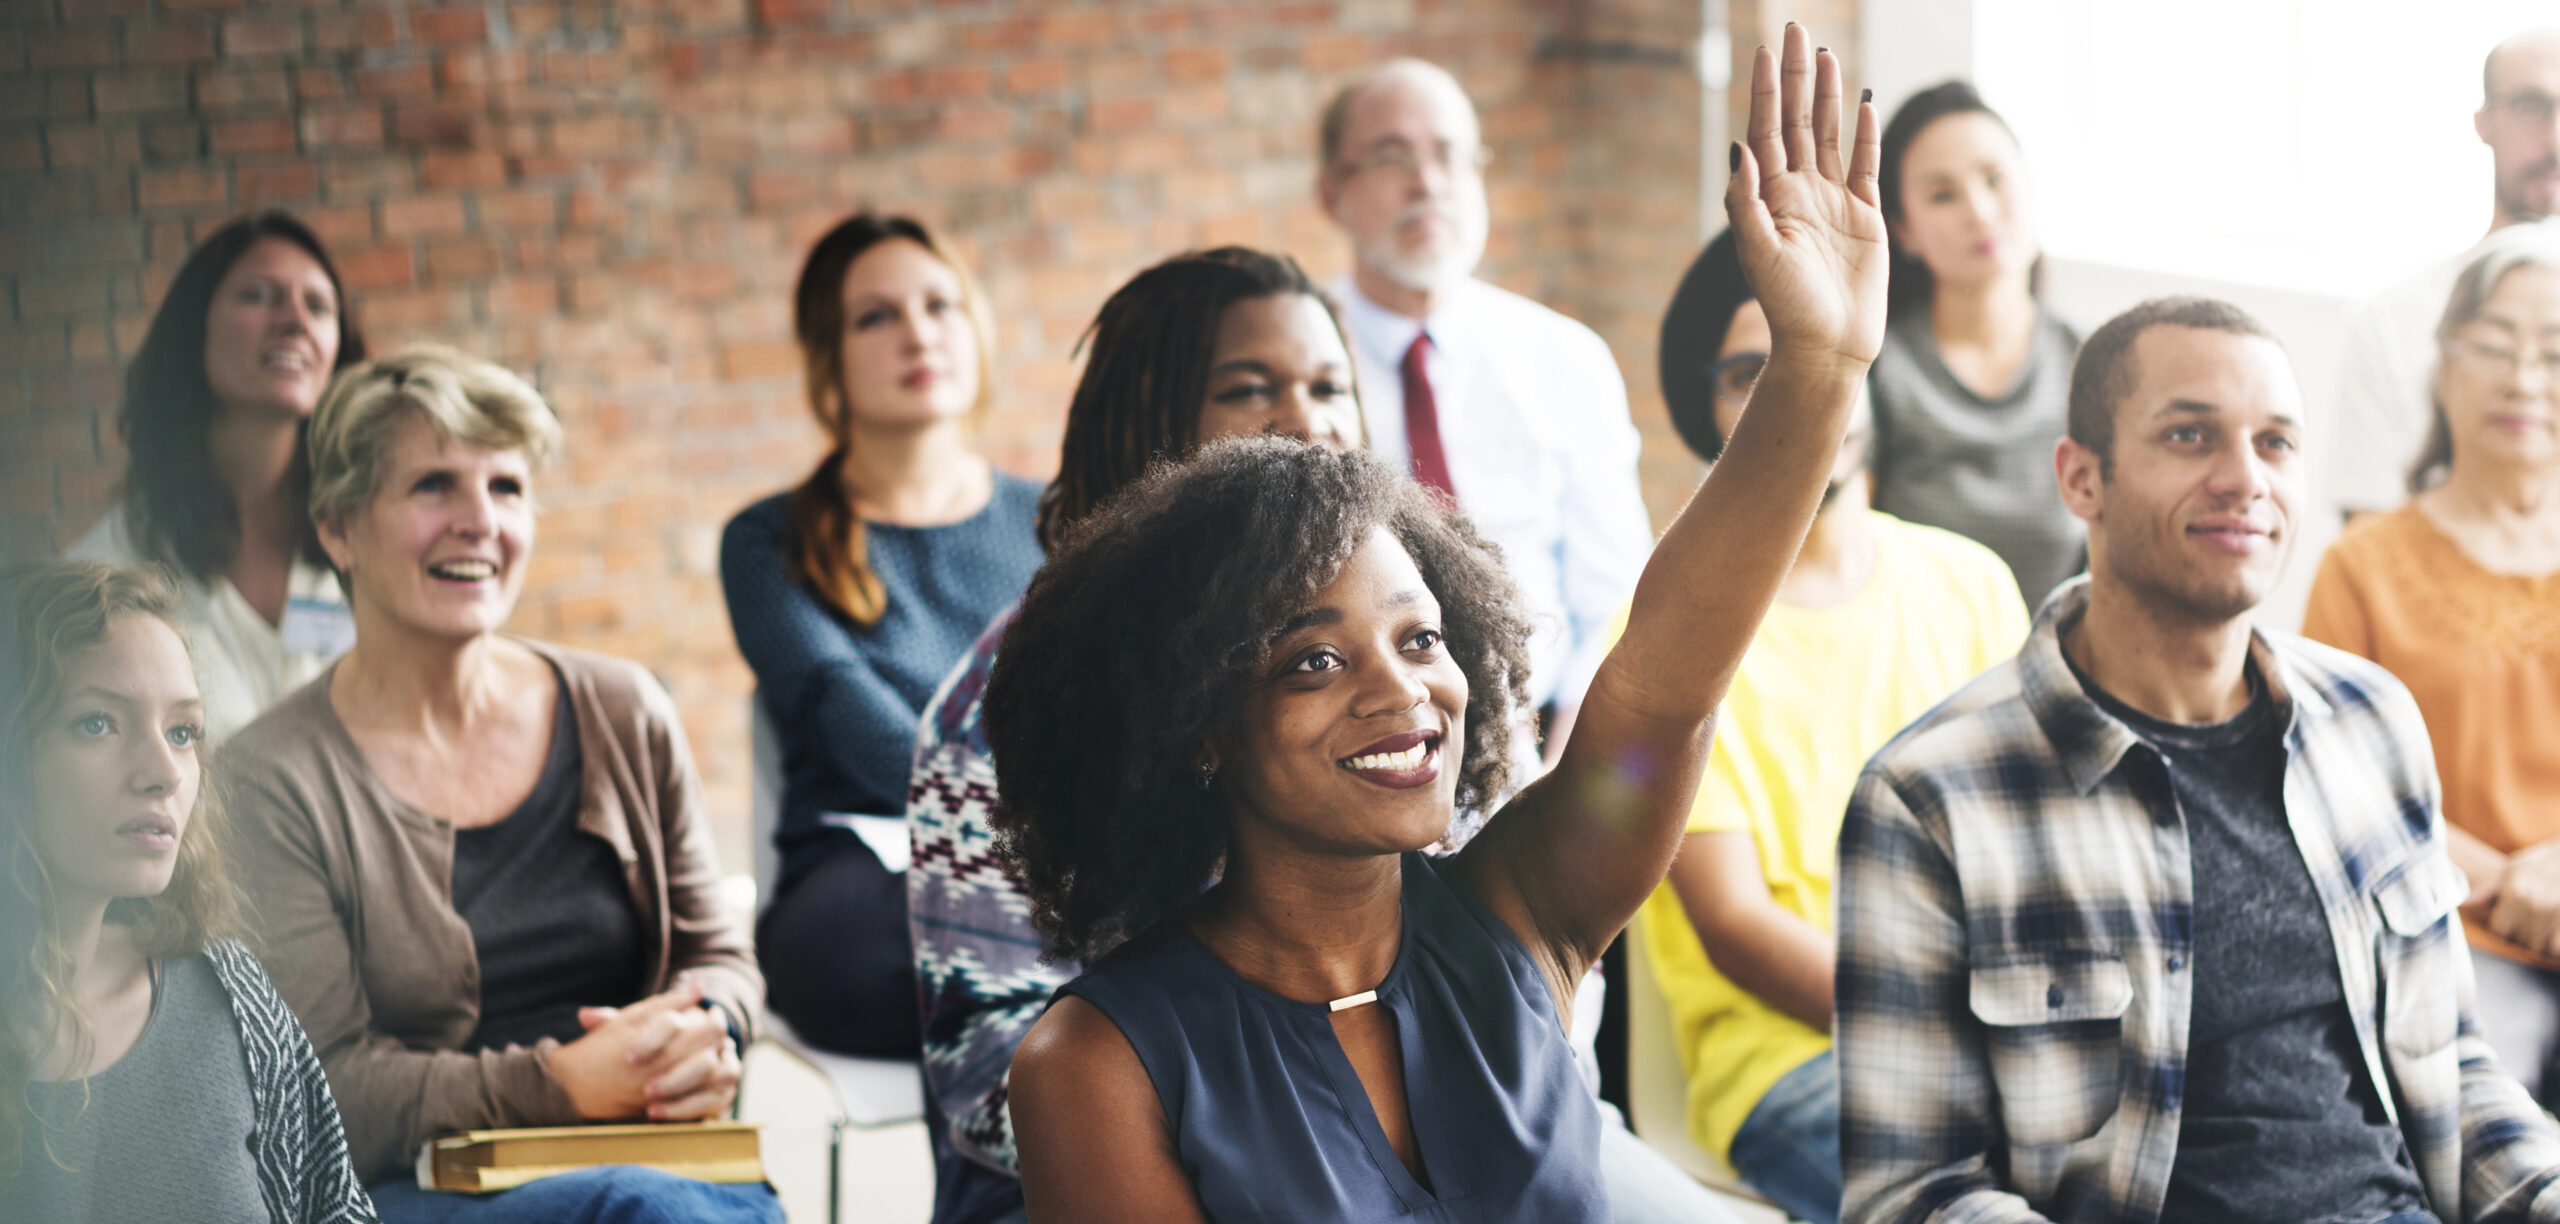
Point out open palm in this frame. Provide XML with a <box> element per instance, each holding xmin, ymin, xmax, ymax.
<box><xmin>1726</xmin><ymin>25</ymin><xmax>1888</xmax><ymax>366</ymax></box>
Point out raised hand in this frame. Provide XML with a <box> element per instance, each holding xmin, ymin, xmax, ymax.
<box><xmin>1726</xmin><ymin>24</ymin><xmax>1887</xmax><ymax>367</ymax></box>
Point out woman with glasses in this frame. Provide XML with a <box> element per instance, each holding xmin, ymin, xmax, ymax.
<box><xmin>2304</xmin><ymin>222</ymin><xmax>2560</xmax><ymax>1111</ymax></box>
<box><xmin>2304</xmin><ymin>222</ymin><xmax>2560</xmax><ymax>1107</ymax></box>
<box><xmin>1868</xmin><ymin>83</ymin><xmax>2084</xmax><ymax>607</ymax></box>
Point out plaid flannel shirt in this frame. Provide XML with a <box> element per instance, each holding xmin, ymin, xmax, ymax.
<box><xmin>1837</xmin><ymin>578</ymin><xmax>2560</xmax><ymax>1224</ymax></box>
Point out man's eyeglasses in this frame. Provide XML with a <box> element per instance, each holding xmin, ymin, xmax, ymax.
<box><xmin>1707</xmin><ymin>352</ymin><xmax>1768</xmax><ymax>404</ymax></box>
<box><xmin>2488</xmin><ymin>90</ymin><xmax>2559</xmax><ymax>126</ymax></box>
<box><xmin>1337</xmin><ymin>141</ymin><xmax>1494</xmax><ymax>183</ymax></box>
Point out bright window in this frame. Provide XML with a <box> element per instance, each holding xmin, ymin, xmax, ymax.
<box><xmin>1973</xmin><ymin>0</ymin><xmax>2550</xmax><ymax>296</ymax></box>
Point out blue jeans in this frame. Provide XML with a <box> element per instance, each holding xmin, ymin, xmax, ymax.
<box><xmin>1727</xmin><ymin>1051</ymin><xmax>1842</xmax><ymax>1224</ymax></box>
<box><xmin>368</xmin><ymin>1167</ymin><xmax>784</xmax><ymax>1223</ymax></box>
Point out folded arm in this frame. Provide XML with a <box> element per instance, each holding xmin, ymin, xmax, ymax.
<box><xmin>226</xmin><ymin>765</ymin><xmax>580</xmax><ymax>1178</ymax></box>
<box><xmin>1836</xmin><ymin>771</ymin><xmax>2053</xmax><ymax>1224</ymax></box>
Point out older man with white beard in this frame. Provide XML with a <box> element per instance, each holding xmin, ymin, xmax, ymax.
<box><xmin>1311</xmin><ymin>58</ymin><xmax>1738</xmax><ymax>1224</ymax></box>
<box><xmin>1316</xmin><ymin>59</ymin><xmax>1656</xmax><ymax>770</ymax></box>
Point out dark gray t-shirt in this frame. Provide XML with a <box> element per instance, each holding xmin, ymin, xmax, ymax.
<box><xmin>1868</xmin><ymin>307</ymin><xmax>2086</xmax><ymax>608</ymax></box>
<box><xmin>451</xmin><ymin>665</ymin><xmax>645</xmax><ymax>1052</ymax></box>
<box><xmin>2074</xmin><ymin>658</ymin><xmax>2435</xmax><ymax>1224</ymax></box>
<box><xmin>17</xmin><ymin>953</ymin><xmax>267</xmax><ymax>1223</ymax></box>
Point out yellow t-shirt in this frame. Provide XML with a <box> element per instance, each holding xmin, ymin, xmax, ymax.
<box><xmin>1623</xmin><ymin>511</ymin><xmax>2029</xmax><ymax>1160</ymax></box>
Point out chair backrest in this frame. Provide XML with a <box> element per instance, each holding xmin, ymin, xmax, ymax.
<box><xmin>748</xmin><ymin>693</ymin><xmax>783</xmax><ymax>901</ymax></box>
<box><xmin>1623</xmin><ymin>913</ymin><xmax>1741</xmax><ymax>1184</ymax></box>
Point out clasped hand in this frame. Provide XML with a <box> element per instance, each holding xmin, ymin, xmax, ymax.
<box><xmin>546</xmin><ymin>978</ymin><xmax>742</xmax><ymax>1122</ymax></box>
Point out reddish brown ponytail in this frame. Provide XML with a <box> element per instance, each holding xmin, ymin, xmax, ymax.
<box><xmin>782</xmin><ymin>212</ymin><xmax>994</xmax><ymax>627</ymax></box>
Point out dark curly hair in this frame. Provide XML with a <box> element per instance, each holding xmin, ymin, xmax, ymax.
<box><xmin>984</xmin><ymin>438</ymin><xmax>1531</xmax><ymax>963</ymax></box>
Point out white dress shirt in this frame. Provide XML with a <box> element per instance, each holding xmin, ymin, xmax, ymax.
<box><xmin>2330</xmin><ymin>245</ymin><xmax>2478</xmax><ymax>515</ymax></box>
<box><xmin>1334</xmin><ymin>277</ymin><xmax>1655</xmax><ymax>710</ymax></box>
<box><xmin>68</xmin><ymin>506</ymin><xmax>353</xmax><ymax>746</ymax></box>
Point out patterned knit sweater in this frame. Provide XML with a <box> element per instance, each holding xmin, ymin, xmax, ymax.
<box><xmin>905</xmin><ymin>606</ymin><xmax>1072</xmax><ymax>1218</ymax></box>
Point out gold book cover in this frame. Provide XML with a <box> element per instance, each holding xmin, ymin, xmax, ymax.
<box><xmin>415</xmin><ymin>1121</ymin><xmax>766</xmax><ymax>1193</ymax></box>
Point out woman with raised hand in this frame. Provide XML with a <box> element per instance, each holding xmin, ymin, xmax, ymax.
<box><xmin>220</xmin><ymin>346</ymin><xmax>775</xmax><ymax>1222</ymax></box>
<box><xmin>2304</xmin><ymin>221</ymin><xmax>2560</xmax><ymax>1105</ymax></box>
<box><xmin>909</xmin><ymin>246</ymin><xmax>1364</xmax><ymax>1224</ymax></box>
<box><xmin>69</xmin><ymin>211</ymin><xmax>369</xmax><ymax>744</ymax></box>
<box><xmin>1868</xmin><ymin>82</ymin><xmax>2084</xmax><ymax>607</ymax></box>
<box><xmin>995</xmin><ymin>26</ymin><xmax>1884</xmax><ymax>1221</ymax></box>
<box><xmin>721</xmin><ymin>212</ymin><xmax>1043</xmax><ymax>1060</ymax></box>
<box><xmin>1</xmin><ymin>561</ymin><xmax>374</xmax><ymax>1223</ymax></box>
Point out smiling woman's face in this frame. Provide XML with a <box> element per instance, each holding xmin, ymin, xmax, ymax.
<box><xmin>203</xmin><ymin>236</ymin><xmax>342</xmax><ymax>421</ymax></box>
<box><xmin>322</xmin><ymin>412</ymin><xmax>536</xmax><ymax>644</ymax></box>
<box><xmin>1213</xmin><ymin>526</ymin><xmax>1468</xmax><ymax>858</ymax></box>
<box><xmin>27</xmin><ymin>613</ymin><xmax>204</xmax><ymax>908</ymax></box>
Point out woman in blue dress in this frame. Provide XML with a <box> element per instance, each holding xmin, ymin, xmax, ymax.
<box><xmin>720</xmin><ymin>213</ymin><xmax>1044</xmax><ymax>1057</ymax></box>
<box><xmin>989</xmin><ymin>29</ymin><xmax>1887</xmax><ymax>1221</ymax></box>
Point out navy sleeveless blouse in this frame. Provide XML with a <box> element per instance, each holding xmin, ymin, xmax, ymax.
<box><xmin>1056</xmin><ymin>851</ymin><xmax>1606</xmax><ymax>1223</ymax></box>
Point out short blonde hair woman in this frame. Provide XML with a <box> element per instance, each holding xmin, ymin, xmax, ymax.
<box><xmin>222</xmin><ymin>346</ymin><xmax>778</xmax><ymax>1222</ymax></box>
<box><xmin>2304</xmin><ymin>221</ymin><xmax>2560</xmax><ymax>1105</ymax></box>
<box><xmin>1</xmin><ymin>561</ymin><xmax>373</xmax><ymax>1222</ymax></box>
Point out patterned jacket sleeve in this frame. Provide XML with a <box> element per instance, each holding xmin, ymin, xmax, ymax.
<box><xmin>907</xmin><ymin>611</ymin><xmax>1074</xmax><ymax>1175</ymax></box>
<box><xmin>1835</xmin><ymin>770</ymin><xmax>2053</xmax><ymax>1224</ymax></box>
<box><xmin>207</xmin><ymin>939</ymin><xmax>381</xmax><ymax>1223</ymax></box>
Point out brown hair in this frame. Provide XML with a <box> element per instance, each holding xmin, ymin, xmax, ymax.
<box><xmin>117</xmin><ymin>211</ymin><xmax>368</xmax><ymax>582</ymax></box>
<box><xmin>784</xmin><ymin>212</ymin><xmax>995</xmax><ymax>627</ymax></box>
<box><xmin>0</xmin><ymin>562</ymin><xmax>243</xmax><ymax>1181</ymax></box>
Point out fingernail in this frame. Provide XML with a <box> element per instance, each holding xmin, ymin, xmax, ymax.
<box><xmin>1861</xmin><ymin>88</ymin><xmax>1873</xmax><ymax>103</ymax></box>
<box><xmin>1817</xmin><ymin>46</ymin><xmax>1829</xmax><ymax>54</ymax></box>
<box><xmin>1729</xmin><ymin>142</ymin><xmax>1740</xmax><ymax>171</ymax></box>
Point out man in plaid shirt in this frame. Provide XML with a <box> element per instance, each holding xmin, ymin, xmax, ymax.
<box><xmin>1836</xmin><ymin>296</ymin><xmax>2560</xmax><ymax>1224</ymax></box>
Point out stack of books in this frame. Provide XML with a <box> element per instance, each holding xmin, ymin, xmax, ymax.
<box><xmin>415</xmin><ymin>1121</ymin><xmax>765</xmax><ymax>1193</ymax></box>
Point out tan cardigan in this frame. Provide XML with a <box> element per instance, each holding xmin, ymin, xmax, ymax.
<box><xmin>224</xmin><ymin>641</ymin><xmax>763</xmax><ymax>1177</ymax></box>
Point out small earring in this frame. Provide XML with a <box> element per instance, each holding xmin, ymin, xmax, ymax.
<box><xmin>1197</xmin><ymin>762</ymin><xmax>1217</xmax><ymax>791</ymax></box>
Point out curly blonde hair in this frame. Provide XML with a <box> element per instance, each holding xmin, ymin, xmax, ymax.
<box><xmin>0</xmin><ymin>561</ymin><xmax>243</xmax><ymax>1182</ymax></box>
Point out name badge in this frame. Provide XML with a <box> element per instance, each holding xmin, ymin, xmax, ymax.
<box><xmin>279</xmin><ymin>596</ymin><xmax>358</xmax><ymax>658</ymax></box>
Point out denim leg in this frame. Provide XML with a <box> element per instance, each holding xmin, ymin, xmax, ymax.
<box><xmin>1725</xmin><ymin>1051</ymin><xmax>1843</xmax><ymax>1224</ymax></box>
<box><xmin>369</xmin><ymin>1167</ymin><xmax>785</xmax><ymax>1224</ymax></box>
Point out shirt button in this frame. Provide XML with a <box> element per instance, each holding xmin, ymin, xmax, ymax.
<box><xmin>2047</xmin><ymin>983</ymin><xmax>2065</xmax><ymax>1009</ymax></box>
<box><xmin>2166</xmin><ymin>955</ymin><xmax>2186</xmax><ymax>972</ymax></box>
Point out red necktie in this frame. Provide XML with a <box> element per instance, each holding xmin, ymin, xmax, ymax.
<box><xmin>1401</xmin><ymin>333</ymin><xmax>1456</xmax><ymax>503</ymax></box>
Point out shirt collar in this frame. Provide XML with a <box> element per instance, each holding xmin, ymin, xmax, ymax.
<box><xmin>2021</xmin><ymin>577</ymin><xmax>2313</xmax><ymax>796</ymax></box>
<box><xmin>1336</xmin><ymin>275</ymin><xmax>1471</xmax><ymax>368</ymax></box>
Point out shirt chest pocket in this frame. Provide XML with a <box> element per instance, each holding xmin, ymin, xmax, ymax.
<box><xmin>1969</xmin><ymin>954</ymin><xmax>2132</xmax><ymax>1149</ymax></box>
<box><xmin>2371</xmin><ymin>855</ymin><xmax>2467</xmax><ymax>1058</ymax></box>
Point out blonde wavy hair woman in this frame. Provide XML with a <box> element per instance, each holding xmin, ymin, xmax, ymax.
<box><xmin>222</xmin><ymin>346</ymin><xmax>775</xmax><ymax>1222</ymax></box>
<box><xmin>1</xmin><ymin>560</ymin><xmax>373</xmax><ymax>1221</ymax></box>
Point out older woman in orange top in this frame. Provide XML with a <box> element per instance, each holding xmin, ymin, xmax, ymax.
<box><xmin>2304</xmin><ymin>221</ymin><xmax>2560</xmax><ymax>1103</ymax></box>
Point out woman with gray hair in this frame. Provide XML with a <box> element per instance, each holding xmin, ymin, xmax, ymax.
<box><xmin>219</xmin><ymin>346</ymin><xmax>779</xmax><ymax>1221</ymax></box>
<box><xmin>2304</xmin><ymin>221</ymin><xmax>2560</xmax><ymax>1105</ymax></box>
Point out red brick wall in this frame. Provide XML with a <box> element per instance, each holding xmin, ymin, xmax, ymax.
<box><xmin>0</xmin><ymin>0</ymin><xmax>1826</xmax><ymax>864</ymax></box>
